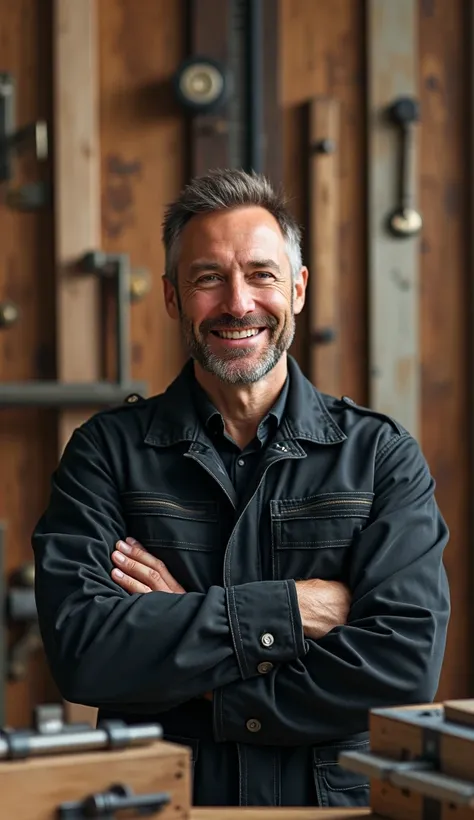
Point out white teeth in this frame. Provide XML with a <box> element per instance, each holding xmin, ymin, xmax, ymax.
<box><xmin>216</xmin><ymin>329</ymin><xmax>260</xmax><ymax>339</ymax></box>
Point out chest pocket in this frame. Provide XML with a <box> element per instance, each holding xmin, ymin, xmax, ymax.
<box><xmin>121</xmin><ymin>492</ymin><xmax>223</xmax><ymax>591</ymax></box>
<box><xmin>270</xmin><ymin>492</ymin><xmax>374</xmax><ymax>581</ymax></box>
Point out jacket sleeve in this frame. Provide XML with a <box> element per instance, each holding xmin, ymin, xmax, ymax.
<box><xmin>31</xmin><ymin>424</ymin><xmax>306</xmax><ymax>710</ymax></box>
<box><xmin>212</xmin><ymin>433</ymin><xmax>450</xmax><ymax>745</ymax></box>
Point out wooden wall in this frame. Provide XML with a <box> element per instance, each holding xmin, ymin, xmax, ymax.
<box><xmin>0</xmin><ymin>0</ymin><xmax>470</xmax><ymax>724</ymax></box>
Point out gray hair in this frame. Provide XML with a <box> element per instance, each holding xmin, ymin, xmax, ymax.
<box><xmin>162</xmin><ymin>168</ymin><xmax>303</xmax><ymax>286</ymax></box>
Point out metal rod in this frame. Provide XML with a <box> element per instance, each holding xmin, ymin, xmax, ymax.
<box><xmin>116</xmin><ymin>255</ymin><xmax>130</xmax><ymax>386</ymax></box>
<box><xmin>0</xmin><ymin>381</ymin><xmax>146</xmax><ymax>408</ymax></box>
<box><xmin>0</xmin><ymin>723</ymin><xmax>162</xmax><ymax>760</ymax></box>
<box><xmin>246</xmin><ymin>0</ymin><xmax>264</xmax><ymax>172</ymax></box>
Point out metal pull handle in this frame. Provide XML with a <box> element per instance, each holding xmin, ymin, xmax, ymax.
<box><xmin>7</xmin><ymin>561</ymin><xmax>41</xmax><ymax>681</ymax></box>
<box><xmin>58</xmin><ymin>783</ymin><xmax>170</xmax><ymax>819</ymax></box>
<box><xmin>387</xmin><ymin>96</ymin><xmax>422</xmax><ymax>237</ymax></box>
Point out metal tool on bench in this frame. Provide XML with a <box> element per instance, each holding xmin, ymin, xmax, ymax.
<box><xmin>1</xmin><ymin>703</ymin><xmax>192</xmax><ymax>820</ymax></box>
<box><xmin>339</xmin><ymin>700</ymin><xmax>474</xmax><ymax>819</ymax></box>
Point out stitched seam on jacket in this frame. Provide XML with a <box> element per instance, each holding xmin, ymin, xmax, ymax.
<box><xmin>285</xmin><ymin>580</ymin><xmax>298</xmax><ymax>654</ymax></box>
<box><xmin>226</xmin><ymin>587</ymin><xmax>246</xmax><ymax>680</ymax></box>
<box><xmin>375</xmin><ymin>432</ymin><xmax>409</xmax><ymax>467</ymax></box>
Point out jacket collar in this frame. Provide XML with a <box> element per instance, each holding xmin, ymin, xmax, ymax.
<box><xmin>144</xmin><ymin>355</ymin><xmax>346</xmax><ymax>448</ymax></box>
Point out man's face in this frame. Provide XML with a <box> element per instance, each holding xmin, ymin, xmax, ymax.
<box><xmin>163</xmin><ymin>206</ymin><xmax>307</xmax><ymax>385</ymax></box>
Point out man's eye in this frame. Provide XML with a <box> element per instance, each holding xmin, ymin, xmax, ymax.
<box><xmin>197</xmin><ymin>274</ymin><xmax>220</xmax><ymax>284</ymax></box>
<box><xmin>253</xmin><ymin>271</ymin><xmax>275</xmax><ymax>280</ymax></box>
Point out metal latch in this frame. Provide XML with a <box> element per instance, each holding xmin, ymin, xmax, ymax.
<box><xmin>0</xmin><ymin>72</ymin><xmax>49</xmax><ymax>210</ymax></box>
<box><xmin>58</xmin><ymin>783</ymin><xmax>170</xmax><ymax>819</ymax></box>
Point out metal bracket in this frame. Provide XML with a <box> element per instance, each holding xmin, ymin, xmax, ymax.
<box><xmin>58</xmin><ymin>783</ymin><xmax>170</xmax><ymax>819</ymax></box>
<box><xmin>0</xmin><ymin>251</ymin><xmax>147</xmax><ymax>408</ymax></box>
<box><xmin>0</xmin><ymin>72</ymin><xmax>49</xmax><ymax>210</ymax></box>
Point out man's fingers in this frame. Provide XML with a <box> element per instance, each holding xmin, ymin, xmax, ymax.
<box><xmin>111</xmin><ymin>538</ymin><xmax>185</xmax><ymax>593</ymax></box>
<box><xmin>111</xmin><ymin>567</ymin><xmax>152</xmax><ymax>595</ymax></box>
<box><xmin>124</xmin><ymin>537</ymin><xmax>185</xmax><ymax>593</ymax></box>
<box><xmin>112</xmin><ymin>548</ymin><xmax>172</xmax><ymax>592</ymax></box>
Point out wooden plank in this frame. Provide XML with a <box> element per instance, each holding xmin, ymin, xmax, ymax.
<box><xmin>188</xmin><ymin>0</ymin><xmax>232</xmax><ymax>175</ymax></box>
<box><xmin>0</xmin><ymin>0</ymin><xmax>58</xmax><ymax>728</ymax></box>
<box><xmin>367</xmin><ymin>0</ymin><xmax>420</xmax><ymax>436</ymax></box>
<box><xmin>261</xmin><ymin>0</ymin><xmax>282</xmax><ymax>187</ymax></box>
<box><xmin>308</xmin><ymin>97</ymin><xmax>341</xmax><ymax>395</ymax></box>
<box><xmin>99</xmin><ymin>0</ymin><xmax>185</xmax><ymax>398</ymax></box>
<box><xmin>281</xmin><ymin>0</ymin><xmax>367</xmax><ymax>401</ymax></box>
<box><xmin>418</xmin><ymin>0</ymin><xmax>470</xmax><ymax>702</ymax></box>
<box><xmin>2</xmin><ymin>740</ymin><xmax>191</xmax><ymax>820</ymax></box>
<box><xmin>53</xmin><ymin>0</ymin><xmax>101</xmax><ymax>726</ymax></box>
<box><xmin>191</xmin><ymin>811</ymin><xmax>371</xmax><ymax>820</ymax></box>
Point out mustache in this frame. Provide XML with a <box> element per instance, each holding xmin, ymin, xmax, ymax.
<box><xmin>201</xmin><ymin>314</ymin><xmax>278</xmax><ymax>333</ymax></box>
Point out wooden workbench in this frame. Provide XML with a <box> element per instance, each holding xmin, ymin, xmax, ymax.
<box><xmin>192</xmin><ymin>810</ymin><xmax>372</xmax><ymax>819</ymax></box>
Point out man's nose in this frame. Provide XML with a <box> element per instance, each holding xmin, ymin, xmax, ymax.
<box><xmin>220</xmin><ymin>281</ymin><xmax>256</xmax><ymax>318</ymax></box>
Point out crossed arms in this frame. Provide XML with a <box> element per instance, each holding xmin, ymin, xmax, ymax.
<box><xmin>32</xmin><ymin>423</ymin><xmax>450</xmax><ymax>745</ymax></box>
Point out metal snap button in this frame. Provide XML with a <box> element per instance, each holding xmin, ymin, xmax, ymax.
<box><xmin>246</xmin><ymin>719</ymin><xmax>262</xmax><ymax>733</ymax></box>
<box><xmin>257</xmin><ymin>662</ymin><xmax>273</xmax><ymax>674</ymax></box>
<box><xmin>260</xmin><ymin>632</ymin><xmax>274</xmax><ymax>648</ymax></box>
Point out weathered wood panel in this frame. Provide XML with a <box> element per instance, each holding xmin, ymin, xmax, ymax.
<box><xmin>418</xmin><ymin>0</ymin><xmax>470</xmax><ymax>699</ymax></box>
<box><xmin>0</xmin><ymin>0</ymin><xmax>58</xmax><ymax>726</ymax></box>
<box><xmin>367</xmin><ymin>0</ymin><xmax>421</xmax><ymax>438</ymax></box>
<box><xmin>99</xmin><ymin>0</ymin><xmax>186</xmax><ymax>397</ymax></box>
<box><xmin>281</xmin><ymin>0</ymin><xmax>367</xmax><ymax>402</ymax></box>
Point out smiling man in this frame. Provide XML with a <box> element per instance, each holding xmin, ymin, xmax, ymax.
<box><xmin>32</xmin><ymin>169</ymin><xmax>450</xmax><ymax>809</ymax></box>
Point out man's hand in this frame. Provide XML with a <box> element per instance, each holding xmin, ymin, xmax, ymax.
<box><xmin>111</xmin><ymin>538</ymin><xmax>185</xmax><ymax>594</ymax></box>
<box><xmin>295</xmin><ymin>579</ymin><xmax>351</xmax><ymax>640</ymax></box>
<box><xmin>111</xmin><ymin>538</ymin><xmax>213</xmax><ymax>701</ymax></box>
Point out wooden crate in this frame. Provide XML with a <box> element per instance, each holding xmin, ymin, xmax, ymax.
<box><xmin>2</xmin><ymin>738</ymin><xmax>191</xmax><ymax>820</ymax></box>
<box><xmin>369</xmin><ymin>701</ymin><xmax>474</xmax><ymax>782</ymax></box>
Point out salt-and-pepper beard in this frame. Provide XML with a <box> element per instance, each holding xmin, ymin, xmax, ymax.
<box><xmin>177</xmin><ymin>291</ymin><xmax>295</xmax><ymax>385</ymax></box>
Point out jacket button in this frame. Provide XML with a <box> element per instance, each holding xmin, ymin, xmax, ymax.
<box><xmin>125</xmin><ymin>393</ymin><xmax>140</xmax><ymax>403</ymax></box>
<box><xmin>246</xmin><ymin>719</ymin><xmax>262</xmax><ymax>733</ymax></box>
<box><xmin>260</xmin><ymin>632</ymin><xmax>274</xmax><ymax>648</ymax></box>
<box><xmin>257</xmin><ymin>662</ymin><xmax>273</xmax><ymax>674</ymax></box>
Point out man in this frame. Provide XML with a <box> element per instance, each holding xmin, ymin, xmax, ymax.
<box><xmin>32</xmin><ymin>169</ymin><xmax>450</xmax><ymax>808</ymax></box>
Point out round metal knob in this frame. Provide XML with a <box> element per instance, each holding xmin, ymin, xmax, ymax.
<box><xmin>0</xmin><ymin>300</ymin><xmax>19</xmax><ymax>328</ymax></box>
<box><xmin>388</xmin><ymin>207</ymin><xmax>423</xmax><ymax>238</ymax></box>
<box><xmin>174</xmin><ymin>57</ymin><xmax>229</xmax><ymax>113</ymax></box>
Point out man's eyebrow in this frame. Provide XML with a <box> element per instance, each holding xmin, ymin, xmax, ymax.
<box><xmin>189</xmin><ymin>260</ymin><xmax>222</xmax><ymax>274</ymax></box>
<box><xmin>247</xmin><ymin>259</ymin><xmax>281</xmax><ymax>273</ymax></box>
<box><xmin>188</xmin><ymin>258</ymin><xmax>281</xmax><ymax>275</ymax></box>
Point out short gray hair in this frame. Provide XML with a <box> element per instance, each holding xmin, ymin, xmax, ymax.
<box><xmin>162</xmin><ymin>168</ymin><xmax>303</xmax><ymax>286</ymax></box>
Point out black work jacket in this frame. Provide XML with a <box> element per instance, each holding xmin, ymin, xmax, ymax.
<box><xmin>32</xmin><ymin>356</ymin><xmax>450</xmax><ymax>808</ymax></box>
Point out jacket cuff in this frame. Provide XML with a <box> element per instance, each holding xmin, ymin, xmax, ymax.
<box><xmin>225</xmin><ymin>579</ymin><xmax>305</xmax><ymax>680</ymax></box>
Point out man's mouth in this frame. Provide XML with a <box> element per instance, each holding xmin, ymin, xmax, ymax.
<box><xmin>211</xmin><ymin>328</ymin><xmax>263</xmax><ymax>340</ymax></box>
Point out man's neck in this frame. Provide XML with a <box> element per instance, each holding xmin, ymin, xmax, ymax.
<box><xmin>194</xmin><ymin>356</ymin><xmax>288</xmax><ymax>448</ymax></box>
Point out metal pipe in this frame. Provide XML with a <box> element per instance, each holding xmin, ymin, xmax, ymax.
<box><xmin>0</xmin><ymin>381</ymin><xmax>146</xmax><ymax>407</ymax></box>
<box><xmin>246</xmin><ymin>0</ymin><xmax>264</xmax><ymax>173</ymax></box>
<box><xmin>0</xmin><ymin>723</ymin><xmax>162</xmax><ymax>760</ymax></box>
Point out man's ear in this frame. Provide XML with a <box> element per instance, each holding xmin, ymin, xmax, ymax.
<box><xmin>293</xmin><ymin>267</ymin><xmax>308</xmax><ymax>316</ymax></box>
<box><xmin>163</xmin><ymin>275</ymin><xmax>179</xmax><ymax>319</ymax></box>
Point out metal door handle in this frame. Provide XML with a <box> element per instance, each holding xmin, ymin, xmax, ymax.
<box><xmin>0</xmin><ymin>251</ymin><xmax>147</xmax><ymax>407</ymax></box>
<box><xmin>387</xmin><ymin>96</ymin><xmax>422</xmax><ymax>238</ymax></box>
<box><xmin>7</xmin><ymin>561</ymin><xmax>42</xmax><ymax>681</ymax></box>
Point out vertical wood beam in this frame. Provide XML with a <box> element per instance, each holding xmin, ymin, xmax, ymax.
<box><xmin>53</xmin><ymin>0</ymin><xmax>100</xmax><ymax>726</ymax></box>
<box><xmin>367</xmin><ymin>0</ymin><xmax>420</xmax><ymax>436</ymax></box>
<box><xmin>307</xmin><ymin>98</ymin><xmax>341</xmax><ymax>395</ymax></box>
<box><xmin>188</xmin><ymin>0</ymin><xmax>233</xmax><ymax>175</ymax></box>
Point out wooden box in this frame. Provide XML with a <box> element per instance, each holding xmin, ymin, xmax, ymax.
<box><xmin>339</xmin><ymin>700</ymin><xmax>474</xmax><ymax>820</ymax></box>
<box><xmin>2</xmin><ymin>738</ymin><xmax>191</xmax><ymax>820</ymax></box>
